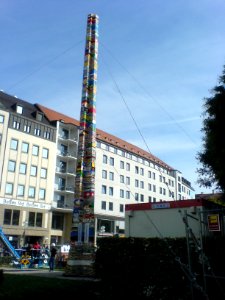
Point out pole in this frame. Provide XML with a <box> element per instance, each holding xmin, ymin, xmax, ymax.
<box><xmin>198</xmin><ymin>208</ymin><xmax>207</xmax><ymax>294</ymax></box>
<box><xmin>184</xmin><ymin>210</ymin><xmax>194</xmax><ymax>300</ymax></box>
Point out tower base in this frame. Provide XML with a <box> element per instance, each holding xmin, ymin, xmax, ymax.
<box><xmin>64</xmin><ymin>244</ymin><xmax>96</xmax><ymax>277</ymax></box>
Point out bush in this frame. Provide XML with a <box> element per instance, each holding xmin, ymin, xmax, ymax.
<box><xmin>94</xmin><ymin>236</ymin><xmax>225</xmax><ymax>299</ymax></box>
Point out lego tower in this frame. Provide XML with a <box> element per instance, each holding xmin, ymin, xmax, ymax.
<box><xmin>65</xmin><ymin>13</ymin><xmax>99</xmax><ymax>276</ymax></box>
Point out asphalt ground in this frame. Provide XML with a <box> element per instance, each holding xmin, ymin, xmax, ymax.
<box><xmin>1</xmin><ymin>267</ymin><xmax>99</xmax><ymax>281</ymax></box>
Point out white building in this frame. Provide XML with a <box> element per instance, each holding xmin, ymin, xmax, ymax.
<box><xmin>0</xmin><ymin>91</ymin><xmax>194</xmax><ymax>248</ymax></box>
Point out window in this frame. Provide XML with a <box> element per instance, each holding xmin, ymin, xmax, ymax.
<box><xmin>21</xmin><ymin>142</ymin><xmax>29</xmax><ymax>153</ymax></box>
<box><xmin>135</xmin><ymin>166</ymin><xmax>139</xmax><ymax>174</ymax></box>
<box><xmin>3</xmin><ymin>209</ymin><xmax>20</xmax><ymax>226</ymax></box>
<box><xmin>57</xmin><ymin>195</ymin><xmax>65</xmax><ymax>208</ymax></box>
<box><xmin>5</xmin><ymin>183</ymin><xmax>13</xmax><ymax>195</ymax></box>
<box><xmin>103</xmin><ymin>155</ymin><xmax>107</xmax><ymax>164</ymax></box>
<box><xmin>148</xmin><ymin>183</ymin><xmax>152</xmax><ymax>191</ymax></box>
<box><xmin>109</xmin><ymin>172</ymin><xmax>114</xmax><ymax>181</ymax></box>
<box><xmin>126</xmin><ymin>163</ymin><xmax>130</xmax><ymax>171</ymax></box>
<box><xmin>102</xmin><ymin>170</ymin><xmax>107</xmax><ymax>179</ymax></box>
<box><xmin>148</xmin><ymin>196</ymin><xmax>152</xmax><ymax>202</ymax></box>
<box><xmin>120</xmin><ymin>175</ymin><xmax>124</xmax><ymax>183</ymax></box>
<box><xmin>62</xmin><ymin>129</ymin><xmax>69</xmax><ymax>139</ymax></box>
<box><xmin>109</xmin><ymin>187</ymin><xmax>114</xmax><ymax>196</ymax></box>
<box><xmin>0</xmin><ymin>115</ymin><xmax>4</xmax><ymax>123</ymax></box>
<box><xmin>23</xmin><ymin>124</ymin><xmax>31</xmax><ymax>133</ymax></box>
<box><xmin>153</xmin><ymin>185</ymin><xmax>156</xmax><ymax>192</ymax></box>
<box><xmin>52</xmin><ymin>213</ymin><xmax>64</xmax><ymax>230</ymax></box>
<box><xmin>42</xmin><ymin>148</ymin><xmax>49</xmax><ymax>158</ymax></box>
<box><xmin>44</xmin><ymin>131</ymin><xmax>51</xmax><ymax>139</ymax></box>
<box><xmin>32</xmin><ymin>145</ymin><xmax>39</xmax><ymax>156</ymax></box>
<box><xmin>140</xmin><ymin>181</ymin><xmax>144</xmax><ymax>189</ymax></box>
<box><xmin>28</xmin><ymin>187</ymin><xmax>35</xmax><ymax>198</ymax></box>
<box><xmin>17</xmin><ymin>185</ymin><xmax>25</xmax><ymax>197</ymax></box>
<box><xmin>135</xmin><ymin>193</ymin><xmax>139</xmax><ymax>201</ymax></box>
<box><xmin>140</xmin><ymin>168</ymin><xmax>144</xmax><ymax>175</ymax></box>
<box><xmin>109</xmin><ymin>202</ymin><xmax>113</xmax><ymax>211</ymax></box>
<box><xmin>58</xmin><ymin>178</ymin><xmax>65</xmax><ymax>190</ymax></box>
<box><xmin>126</xmin><ymin>177</ymin><xmax>130</xmax><ymax>185</ymax></box>
<box><xmin>120</xmin><ymin>204</ymin><xmax>124</xmax><ymax>213</ymax></box>
<box><xmin>39</xmin><ymin>189</ymin><xmax>46</xmax><ymax>200</ymax></box>
<box><xmin>36</xmin><ymin>112</ymin><xmax>43</xmax><ymax>121</ymax></box>
<box><xmin>8</xmin><ymin>160</ymin><xmax>16</xmax><ymax>172</ymax></box>
<box><xmin>59</xmin><ymin>144</ymin><xmax>67</xmax><ymax>156</ymax></box>
<box><xmin>109</xmin><ymin>157</ymin><xmax>114</xmax><ymax>166</ymax></box>
<box><xmin>30</xmin><ymin>165</ymin><xmax>37</xmax><ymax>176</ymax></box>
<box><xmin>120</xmin><ymin>189</ymin><xmax>124</xmax><ymax>198</ymax></box>
<box><xmin>126</xmin><ymin>191</ymin><xmax>130</xmax><ymax>199</ymax></box>
<box><xmin>19</xmin><ymin>163</ymin><xmax>27</xmax><ymax>174</ymax></box>
<box><xmin>16</xmin><ymin>105</ymin><xmax>23</xmax><ymax>114</ymax></box>
<box><xmin>135</xmin><ymin>180</ymin><xmax>139</xmax><ymax>188</ymax></box>
<box><xmin>28</xmin><ymin>212</ymin><xmax>43</xmax><ymax>227</ymax></box>
<box><xmin>101</xmin><ymin>201</ymin><xmax>106</xmax><ymax>210</ymax></box>
<box><xmin>140</xmin><ymin>194</ymin><xmax>144</xmax><ymax>202</ymax></box>
<box><xmin>13</xmin><ymin>121</ymin><xmax>20</xmax><ymax>129</ymax></box>
<box><xmin>178</xmin><ymin>183</ymin><xmax>181</xmax><ymax>192</ymax></box>
<box><xmin>10</xmin><ymin>139</ymin><xmax>18</xmax><ymax>150</ymax></box>
<box><xmin>34</xmin><ymin>128</ymin><xmax>41</xmax><ymax>136</ymax></box>
<box><xmin>102</xmin><ymin>185</ymin><xmax>107</xmax><ymax>194</ymax></box>
<box><xmin>148</xmin><ymin>171</ymin><xmax>151</xmax><ymax>178</ymax></box>
<box><xmin>40</xmin><ymin>168</ymin><xmax>47</xmax><ymax>179</ymax></box>
<box><xmin>120</xmin><ymin>161</ymin><xmax>124</xmax><ymax>169</ymax></box>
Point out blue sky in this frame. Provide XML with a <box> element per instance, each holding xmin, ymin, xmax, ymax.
<box><xmin>1</xmin><ymin>0</ymin><xmax>225</xmax><ymax>195</ymax></box>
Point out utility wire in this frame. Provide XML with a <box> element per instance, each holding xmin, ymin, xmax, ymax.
<box><xmin>7</xmin><ymin>40</ymin><xmax>83</xmax><ymax>91</ymax></box>
<box><xmin>100</xmin><ymin>41</ymin><xmax>198</xmax><ymax>146</ymax></box>
<box><xmin>101</xmin><ymin>55</ymin><xmax>175</xmax><ymax>199</ymax></box>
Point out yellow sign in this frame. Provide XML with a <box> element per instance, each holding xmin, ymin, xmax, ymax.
<box><xmin>207</xmin><ymin>214</ymin><xmax>220</xmax><ymax>231</ymax></box>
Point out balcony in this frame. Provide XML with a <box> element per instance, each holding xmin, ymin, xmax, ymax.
<box><xmin>55</xmin><ymin>185</ymin><xmax>75</xmax><ymax>194</ymax></box>
<box><xmin>58</xmin><ymin>134</ymin><xmax>78</xmax><ymax>144</ymax></box>
<box><xmin>57</xmin><ymin>151</ymin><xmax>77</xmax><ymax>160</ymax></box>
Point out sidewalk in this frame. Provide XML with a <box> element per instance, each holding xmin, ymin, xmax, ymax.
<box><xmin>1</xmin><ymin>267</ymin><xmax>99</xmax><ymax>281</ymax></box>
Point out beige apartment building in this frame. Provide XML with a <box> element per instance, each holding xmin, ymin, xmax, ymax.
<box><xmin>0</xmin><ymin>91</ymin><xmax>194</xmax><ymax>249</ymax></box>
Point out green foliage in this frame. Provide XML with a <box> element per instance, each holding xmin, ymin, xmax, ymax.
<box><xmin>94</xmin><ymin>237</ymin><xmax>225</xmax><ymax>299</ymax></box>
<box><xmin>197</xmin><ymin>65</ymin><xmax>225</xmax><ymax>195</ymax></box>
<box><xmin>94</xmin><ymin>237</ymin><xmax>192</xmax><ymax>299</ymax></box>
<box><xmin>0</xmin><ymin>257</ymin><xmax>13</xmax><ymax>266</ymax></box>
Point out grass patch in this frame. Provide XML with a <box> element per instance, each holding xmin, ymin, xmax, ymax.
<box><xmin>0</xmin><ymin>273</ymin><xmax>103</xmax><ymax>299</ymax></box>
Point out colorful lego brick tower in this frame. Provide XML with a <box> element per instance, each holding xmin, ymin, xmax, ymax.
<box><xmin>65</xmin><ymin>14</ymin><xmax>98</xmax><ymax>276</ymax></box>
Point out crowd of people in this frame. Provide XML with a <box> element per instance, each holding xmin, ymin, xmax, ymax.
<box><xmin>0</xmin><ymin>240</ymin><xmax>69</xmax><ymax>271</ymax></box>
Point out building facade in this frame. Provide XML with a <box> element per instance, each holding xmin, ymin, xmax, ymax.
<box><xmin>0</xmin><ymin>91</ymin><xmax>194</xmax><ymax>248</ymax></box>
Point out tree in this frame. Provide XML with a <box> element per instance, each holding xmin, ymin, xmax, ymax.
<box><xmin>197</xmin><ymin>65</ymin><xmax>225</xmax><ymax>195</ymax></box>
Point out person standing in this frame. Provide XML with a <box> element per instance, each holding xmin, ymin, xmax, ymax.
<box><xmin>49</xmin><ymin>243</ymin><xmax>57</xmax><ymax>272</ymax></box>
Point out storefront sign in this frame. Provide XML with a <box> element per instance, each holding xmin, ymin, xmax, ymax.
<box><xmin>207</xmin><ymin>214</ymin><xmax>220</xmax><ymax>231</ymax></box>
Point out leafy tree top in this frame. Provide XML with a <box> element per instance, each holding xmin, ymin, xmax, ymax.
<box><xmin>197</xmin><ymin>65</ymin><xmax>225</xmax><ymax>196</ymax></box>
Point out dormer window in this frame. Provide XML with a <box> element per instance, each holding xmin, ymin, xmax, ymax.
<box><xmin>36</xmin><ymin>112</ymin><xmax>43</xmax><ymax>121</ymax></box>
<box><xmin>16</xmin><ymin>105</ymin><xmax>23</xmax><ymax>114</ymax></box>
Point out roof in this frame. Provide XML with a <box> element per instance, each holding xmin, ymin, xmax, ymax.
<box><xmin>125</xmin><ymin>199</ymin><xmax>223</xmax><ymax>211</ymax></box>
<box><xmin>37</xmin><ymin>104</ymin><xmax>173</xmax><ymax>170</ymax></box>
<box><xmin>0</xmin><ymin>91</ymin><xmax>51</xmax><ymax>125</ymax></box>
